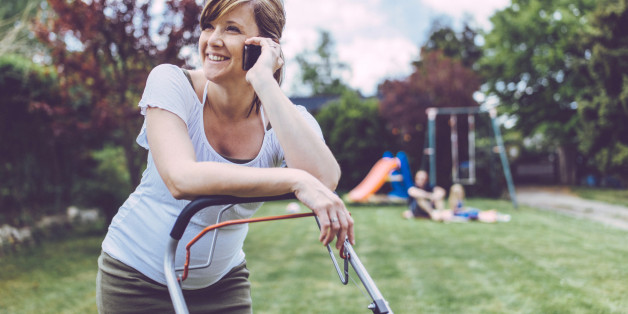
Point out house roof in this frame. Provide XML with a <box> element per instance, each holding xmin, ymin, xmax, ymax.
<box><xmin>289</xmin><ymin>95</ymin><xmax>339</xmax><ymax>112</ymax></box>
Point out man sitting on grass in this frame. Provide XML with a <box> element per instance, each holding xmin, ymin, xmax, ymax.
<box><xmin>402</xmin><ymin>170</ymin><xmax>447</xmax><ymax>220</ymax></box>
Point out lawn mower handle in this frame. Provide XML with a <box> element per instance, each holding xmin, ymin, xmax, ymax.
<box><xmin>169</xmin><ymin>193</ymin><xmax>296</xmax><ymax>240</ymax></box>
<box><xmin>164</xmin><ymin>193</ymin><xmax>392</xmax><ymax>314</ymax></box>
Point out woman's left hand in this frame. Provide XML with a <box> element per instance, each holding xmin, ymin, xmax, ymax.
<box><xmin>291</xmin><ymin>170</ymin><xmax>354</xmax><ymax>250</ymax></box>
<box><xmin>244</xmin><ymin>37</ymin><xmax>283</xmax><ymax>83</ymax></box>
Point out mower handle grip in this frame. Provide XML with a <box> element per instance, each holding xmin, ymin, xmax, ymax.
<box><xmin>169</xmin><ymin>193</ymin><xmax>296</xmax><ymax>240</ymax></box>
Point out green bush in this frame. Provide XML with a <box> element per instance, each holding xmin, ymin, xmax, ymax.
<box><xmin>71</xmin><ymin>144</ymin><xmax>133</xmax><ymax>225</ymax></box>
<box><xmin>316</xmin><ymin>91</ymin><xmax>399</xmax><ymax>191</ymax></box>
<box><xmin>0</xmin><ymin>55</ymin><xmax>66</xmax><ymax>225</ymax></box>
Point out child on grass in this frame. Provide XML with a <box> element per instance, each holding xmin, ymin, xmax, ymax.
<box><xmin>447</xmin><ymin>184</ymin><xmax>510</xmax><ymax>223</ymax></box>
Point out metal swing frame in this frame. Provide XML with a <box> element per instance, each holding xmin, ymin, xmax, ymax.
<box><xmin>425</xmin><ymin>107</ymin><xmax>518</xmax><ymax>208</ymax></box>
<box><xmin>164</xmin><ymin>193</ymin><xmax>393</xmax><ymax>314</ymax></box>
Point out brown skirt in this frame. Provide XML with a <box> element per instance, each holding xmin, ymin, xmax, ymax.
<box><xmin>96</xmin><ymin>251</ymin><xmax>252</xmax><ymax>314</ymax></box>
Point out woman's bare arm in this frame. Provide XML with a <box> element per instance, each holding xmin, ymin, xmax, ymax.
<box><xmin>146</xmin><ymin>107</ymin><xmax>353</xmax><ymax>249</ymax></box>
<box><xmin>245</xmin><ymin>37</ymin><xmax>341</xmax><ymax>190</ymax></box>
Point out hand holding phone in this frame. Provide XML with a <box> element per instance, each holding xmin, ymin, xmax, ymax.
<box><xmin>242</xmin><ymin>44</ymin><xmax>261</xmax><ymax>71</ymax></box>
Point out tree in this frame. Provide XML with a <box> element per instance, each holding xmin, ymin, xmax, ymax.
<box><xmin>294</xmin><ymin>30</ymin><xmax>350</xmax><ymax>96</ymax></box>
<box><xmin>480</xmin><ymin>0</ymin><xmax>598</xmax><ymax>184</ymax></box>
<box><xmin>422</xmin><ymin>19</ymin><xmax>483</xmax><ymax>69</ymax></box>
<box><xmin>31</xmin><ymin>0</ymin><xmax>202</xmax><ymax>222</ymax></box>
<box><xmin>315</xmin><ymin>91</ymin><xmax>396</xmax><ymax>191</ymax></box>
<box><xmin>0</xmin><ymin>55</ymin><xmax>65</xmax><ymax>224</ymax></box>
<box><xmin>294</xmin><ymin>30</ymin><xmax>391</xmax><ymax>190</ymax></box>
<box><xmin>575</xmin><ymin>0</ymin><xmax>628</xmax><ymax>183</ymax></box>
<box><xmin>32</xmin><ymin>0</ymin><xmax>202</xmax><ymax>187</ymax></box>
<box><xmin>0</xmin><ymin>0</ymin><xmax>39</xmax><ymax>19</ymax></box>
<box><xmin>379</xmin><ymin>49</ymin><xmax>481</xmax><ymax>183</ymax></box>
<box><xmin>0</xmin><ymin>0</ymin><xmax>42</xmax><ymax>57</ymax></box>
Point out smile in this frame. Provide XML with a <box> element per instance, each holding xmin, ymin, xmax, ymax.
<box><xmin>207</xmin><ymin>54</ymin><xmax>229</xmax><ymax>61</ymax></box>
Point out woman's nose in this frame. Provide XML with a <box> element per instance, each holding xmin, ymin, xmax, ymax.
<box><xmin>208</xmin><ymin>30</ymin><xmax>224</xmax><ymax>47</ymax></box>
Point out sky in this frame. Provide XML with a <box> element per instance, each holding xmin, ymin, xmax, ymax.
<box><xmin>281</xmin><ymin>0</ymin><xmax>510</xmax><ymax>96</ymax></box>
<box><xmin>155</xmin><ymin>0</ymin><xmax>511</xmax><ymax>97</ymax></box>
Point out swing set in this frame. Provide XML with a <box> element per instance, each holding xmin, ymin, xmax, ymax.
<box><xmin>424</xmin><ymin>107</ymin><xmax>518</xmax><ymax>208</ymax></box>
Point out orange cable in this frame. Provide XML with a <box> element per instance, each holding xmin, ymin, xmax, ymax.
<box><xmin>181</xmin><ymin>212</ymin><xmax>316</xmax><ymax>281</ymax></box>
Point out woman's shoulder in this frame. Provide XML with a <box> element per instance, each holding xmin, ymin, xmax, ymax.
<box><xmin>186</xmin><ymin>69</ymin><xmax>207</xmax><ymax>92</ymax></box>
<box><xmin>148</xmin><ymin>63</ymin><xmax>185</xmax><ymax>78</ymax></box>
<box><xmin>138</xmin><ymin>64</ymin><xmax>200</xmax><ymax>119</ymax></box>
<box><xmin>143</xmin><ymin>64</ymin><xmax>196</xmax><ymax>96</ymax></box>
<box><xmin>185</xmin><ymin>68</ymin><xmax>204</xmax><ymax>79</ymax></box>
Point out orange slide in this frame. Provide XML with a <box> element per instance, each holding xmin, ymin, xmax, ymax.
<box><xmin>347</xmin><ymin>158</ymin><xmax>399</xmax><ymax>203</ymax></box>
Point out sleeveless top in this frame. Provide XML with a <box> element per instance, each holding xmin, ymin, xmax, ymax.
<box><xmin>101</xmin><ymin>64</ymin><xmax>324</xmax><ymax>289</ymax></box>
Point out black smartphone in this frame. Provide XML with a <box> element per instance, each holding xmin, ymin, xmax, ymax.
<box><xmin>242</xmin><ymin>44</ymin><xmax>261</xmax><ymax>71</ymax></box>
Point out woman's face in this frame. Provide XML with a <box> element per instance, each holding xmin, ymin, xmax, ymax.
<box><xmin>199</xmin><ymin>3</ymin><xmax>260</xmax><ymax>84</ymax></box>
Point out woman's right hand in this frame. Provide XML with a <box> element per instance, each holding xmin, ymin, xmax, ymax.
<box><xmin>292</xmin><ymin>171</ymin><xmax>354</xmax><ymax>251</ymax></box>
<box><xmin>244</xmin><ymin>37</ymin><xmax>283</xmax><ymax>85</ymax></box>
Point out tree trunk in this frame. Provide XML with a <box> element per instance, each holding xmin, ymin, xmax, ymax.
<box><xmin>556</xmin><ymin>145</ymin><xmax>577</xmax><ymax>185</ymax></box>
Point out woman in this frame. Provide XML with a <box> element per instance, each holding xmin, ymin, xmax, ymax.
<box><xmin>96</xmin><ymin>0</ymin><xmax>354</xmax><ymax>312</ymax></box>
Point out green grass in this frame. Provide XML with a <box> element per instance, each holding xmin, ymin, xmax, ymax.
<box><xmin>1</xmin><ymin>199</ymin><xmax>627</xmax><ymax>313</ymax></box>
<box><xmin>570</xmin><ymin>187</ymin><xmax>628</xmax><ymax>207</ymax></box>
<box><xmin>0</xmin><ymin>228</ymin><xmax>103</xmax><ymax>314</ymax></box>
<box><xmin>247</xmin><ymin>199</ymin><xmax>628</xmax><ymax>313</ymax></box>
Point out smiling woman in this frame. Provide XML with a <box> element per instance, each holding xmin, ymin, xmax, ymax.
<box><xmin>96</xmin><ymin>0</ymin><xmax>353</xmax><ymax>313</ymax></box>
<box><xmin>199</xmin><ymin>3</ymin><xmax>258</xmax><ymax>83</ymax></box>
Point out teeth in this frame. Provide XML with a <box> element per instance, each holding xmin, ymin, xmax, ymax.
<box><xmin>207</xmin><ymin>54</ymin><xmax>227</xmax><ymax>61</ymax></box>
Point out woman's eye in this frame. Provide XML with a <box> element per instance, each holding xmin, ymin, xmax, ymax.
<box><xmin>201</xmin><ymin>21</ymin><xmax>214</xmax><ymax>30</ymax></box>
<box><xmin>226</xmin><ymin>26</ymin><xmax>241</xmax><ymax>33</ymax></box>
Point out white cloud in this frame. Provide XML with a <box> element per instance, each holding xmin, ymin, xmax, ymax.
<box><xmin>420</xmin><ymin>0</ymin><xmax>510</xmax><ymax>30</ymax></box>
<box><xmin>154</xmin><ymin>0</ymin><xmax>509</xmax><ymax>96</ymax></box>
<box><xmin>284</xmin><ymin>1</ymin><xmax>385</xmax><ymax>36</ymax></box>
<box><xmin>336</xmin><ymin>37</ymin><xmax>419</xmax><ymax>96</ymax></box>
<box><xmin>279</xmin><ymin>0</ymin><xmax>511</xmax><ymax>96</ymax></box>
<box><xmin>282</xmin><ymin>0</ymin><xmax>388</xmax><ymax>57</ymax></box>
<box><xmin>282</xmin><ymin>0</ymin><xmax>416</xmax><ymax>96</ymax></box>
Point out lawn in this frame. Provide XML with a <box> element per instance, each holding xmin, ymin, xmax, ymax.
<box><xmin>0</xmin><ymin>228</ymin><xmax>103</xmax><ymax>314</ymax></box>
<box><xmin>1</xmin><ymin>198</ymin><xmax>627</xmax><ymax>313</ymax></box>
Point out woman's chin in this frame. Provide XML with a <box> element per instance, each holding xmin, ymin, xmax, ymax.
<box><xmin>203</xmin><ymin>70</ymin><xmax>226</xmax><ymax>83</ymax></box>
<box><xmin>203</xmin><ymin>67</ymin><xmax>246</xmax><ymax>85</ymax></box>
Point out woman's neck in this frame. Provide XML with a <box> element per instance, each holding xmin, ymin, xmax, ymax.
<box><xmin>205</xmin><ymin>80</ymin><xmax>256</xmax><ymax>121</ymax></box>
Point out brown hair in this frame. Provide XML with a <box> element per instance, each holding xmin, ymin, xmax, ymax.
<box><xmin>200</xmin><ymin>0</ymin><xmax>285</xmax><ymax>115</ymax></box>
